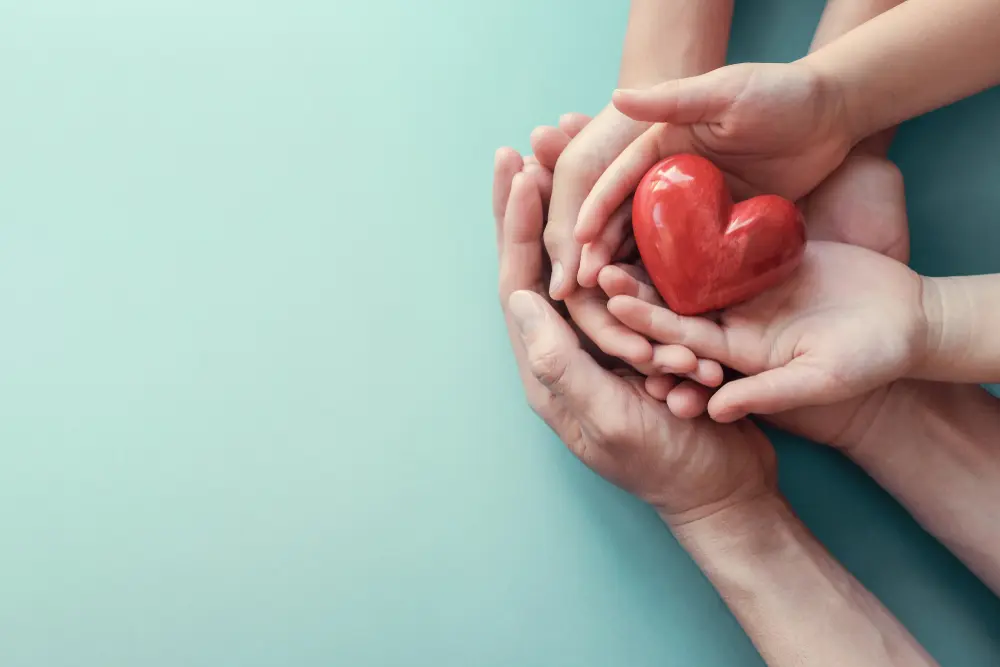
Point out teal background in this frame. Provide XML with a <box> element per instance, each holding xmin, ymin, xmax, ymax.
<box><xmin>2</xmin><ymin>0</ymin><xmax>999</xmax><ymax>664</ymax></box>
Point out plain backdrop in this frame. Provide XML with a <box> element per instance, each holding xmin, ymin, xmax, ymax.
<box><xmin>2</xmin><ymin>1</ymin><xmax>1000</xmax><ymax>665</ymax></box>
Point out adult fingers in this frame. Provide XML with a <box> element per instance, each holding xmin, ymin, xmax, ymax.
<box><xmin>509</xmin><ymin>290</ymin><xmax>616</xmax><ymax>416</ymax></box>
<box><xmin>706</xmin><ymin>362</ymin><xmax>838</xmax><ymax>423</ymax></box>
<box><xmin>578</xmin><ymin>198</ymin><xmax>632</xmax><ymax>288</ymax></box>
<box><xmin>493</xmin><ymin>147</ymin><xmax>524</xmax><ymax>251</ymax></box>
<box><xmin>530</xmin><ymin>126</ymin><xmax>572</xmax><ymax>172</ymax></box>
<box><xmin>558</xmin><ymin>112</ymin><xmax>591</xmax><ymax>137</ymax></box>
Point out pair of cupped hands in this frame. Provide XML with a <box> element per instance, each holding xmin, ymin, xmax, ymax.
<box><xmin>496</xmin><ymin>61</ymin><xmax>920</xmax><ymax>522</ymax></box>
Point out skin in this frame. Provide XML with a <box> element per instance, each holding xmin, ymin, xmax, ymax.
<box><xmin>540</xmin><ymin>0</ymin><xmax>734</xmax><ymax>374</ymax></box>
<box><xmin>493</xmin><ymin>150</ymin><xmax>937</xmax><ymax>666</ymax></box>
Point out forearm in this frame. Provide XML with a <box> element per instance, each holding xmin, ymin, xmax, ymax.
<box><xmin>917</xmin><ymin>273</ymin><xmax>1000</xmax><ymax>383</ymax></box>
<box><xmin>808</xmin><ymin>0</ymin><xmax>904</xmax><ymax>156</ymax></box>
<box><xmin>801</xmin><ymin>0</ymin><xmax>1000</xmax><ymax>142</ymax></box>
<box><xmin>618</xmin><ymin>0</ymin><xmax>733</xmax><ymax>88</ymax></box>
<box><xmin>669</xmin><ymin>495</ymin><xmax>937</xmax><ymax>666</ymax></box>
<box><xmin>846</xmin><ymin>381</ymin><xmax>1000</xmax><ymax>593</ymax></box>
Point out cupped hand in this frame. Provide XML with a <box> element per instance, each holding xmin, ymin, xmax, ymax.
<box><xmin>575</xmin><ymin>61</ymin><xmax>854</xmax><ymax>254</ymax></box>
<box><xmin>493</xmin><ymin>146</ymin><xmax>775</xmax><ymax>523</ymax></box>
<box><xmin>526</xmin><ymin>113</ymin><xmax>723</xmax><ymax>387</ymax></box>
<box><xmin>607</xmin><ymin>241</ymin><xmax>929</xmax><ymax>422</ymax></box>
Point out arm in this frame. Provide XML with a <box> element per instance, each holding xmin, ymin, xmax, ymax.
<box><xmin>808</xmin><ymin>0</ymin><xmax>904</xmax><ymax>156</ymax></box>
<box><xmin>917</xmin><ymin>274</ymin><xmax>1000</xmax><ymax>383</ymax></box>
<box><xmin>618</xmin><ymin>0</ymin><xmax>733</xmax><ymax>87</ymax></box>
<box><xmin>671</xmin><ymin>495</ymin><xmax>938</xmax><ymax>666</ymax></box>
<box><xmin>844</xmin><ymin>381</ymin><xmax>1000</xmax><ymax>593</ymax></box>
<box><xmin>544</xmin><ymin>0</ymin><xmax>734</xmax><ymax>302</ymax></box>
<box><xmin>801</xmin><ymin>0</ymin><xmax>1000</xmax><ymax>142</ymax></box>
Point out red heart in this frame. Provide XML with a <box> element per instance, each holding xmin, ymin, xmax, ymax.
<box><xmin>631</xmin><ymin>154</ymin><xmax>806</xmax><ymax>316</ymax></box>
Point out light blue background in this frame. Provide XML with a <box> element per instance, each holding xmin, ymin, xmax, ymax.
<box><xmin>2</xmin><ymin>1</ymin><xmax>999</xmax><ymax>665</ymax></box>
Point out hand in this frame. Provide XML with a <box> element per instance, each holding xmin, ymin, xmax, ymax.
<box><xmin>596</xmin><ymin>260</ymin><xmax>902</xmax><ymax>451</ymax></box>
<box><xmin>606</xmin><ymin>241</ymin><xmax>929</xmax><ymax>422</ymax></box>
<box><xmin>575</xmin><ymin>61</ymin><xmax>854</xmax><ymax>251</ymax></box>
<box><xmin>527</xmin><ymin>114</ymin><xmax>724</xmax><ymax>388</ymax></box>
<box><xmin>803</xmin><ymin>144</ymin><xmax>910</xmax><ymax>263</ymax></box>
<box><xmin>493</xmin><ymin>146</ymin><xmax>776</xmax><ymax>523</ymax></box>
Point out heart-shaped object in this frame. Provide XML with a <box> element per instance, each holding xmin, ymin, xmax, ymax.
<box><xmin>632</xmin><ymin>154</ymin><xmax>806</xmax><ymax>316</ymax></box>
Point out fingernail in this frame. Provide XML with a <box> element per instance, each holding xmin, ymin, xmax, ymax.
<box><xmin>509</xmin><ymin>291</ymin><xmax>542</xmax><ymax>336</ymax></box>
<box><xmin>549</xmin><ymin>262</ymin><xmax>564</xmax><ymax>296</ymax></box>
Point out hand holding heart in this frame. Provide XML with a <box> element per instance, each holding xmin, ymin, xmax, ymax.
<box><xmin>608</xmin><ymin>240</ymin><xmax>930</xmax><ymax>423</ymax></box>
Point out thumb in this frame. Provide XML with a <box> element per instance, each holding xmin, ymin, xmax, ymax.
<box><xmin>508</xmin><ymin>290</ymin><xmax>611</xmax><ymax>415</ymax></box>
<box><xmin>612</xmin><ymin>68</ymin><xmax>738</xmax><ymax>125</ymax></box>
<box><xmin>706</xmin><ymin>361</ymin><xmax>838</xmax><ymax>423</ymax></box>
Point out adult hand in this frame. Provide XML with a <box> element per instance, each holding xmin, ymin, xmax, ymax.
<box><xmin>493</xmin><ymin>146</ymin><xmax>775</xmax><ymax>522</ymax></box>
<box><xmin>803</xmin><ymin>144</ymin><xmax>910</xmax><ymax>263</ymax></box>
<box><xmin>575</xmin><ymin>62</ymin><xmax>854</xmax><ymax>252</ymax></box>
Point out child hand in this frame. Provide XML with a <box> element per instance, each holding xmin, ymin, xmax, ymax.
<box><xmin>574</xmin><ymin>61</ymin><xmax>854</xmax><ymax>253</ymax></box>
<box><xmin>606</xmin><ymin>241</ymin><xmax>930</xmax><ymax>422</ymax></box>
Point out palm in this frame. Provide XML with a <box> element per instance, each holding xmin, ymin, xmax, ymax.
<box><xmin>720</xmin><ymin>242</ymin><xmax>923</xmax><ymax>401</ymax></box>
<box><xmin>573</xmin><ymin>374</ymin><xmax>775</xmax><ymax>518</ymax></box>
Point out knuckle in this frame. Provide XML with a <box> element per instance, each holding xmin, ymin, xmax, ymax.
<box><xmin>528</xmin><ymin>344</ymin><xmax>569</xmax><ymax>389</ymax></box>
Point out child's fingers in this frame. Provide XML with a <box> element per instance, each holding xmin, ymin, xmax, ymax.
<box><xmin>644</xmin><ymin>374</ymin><xmax>677</xmax><ymax>401</ymax></box>
<box><xmin>578</xmin><ymin>198</ymin><xmax>632</xmax><ymax>288</ymax></box>
<box><xmin>597</xmin><ymin>264</ymin><xmax>663</xmax><ymax>306</ymax></box>
<box><xmin>530</xmin><ymin>126</ymin><xmax>572</xmax><ymax>172</ymax></box>
<box><xmin>650</xmin><ymin>344</ymin><xmax>698</xmax><ymax>375</ymax></box>
<box><xmin>666</xmin><ymin>380</ymin><xmax>712</xmax><ymax>419</ymax></box>
<box><xmin>606</xmin><ymin>295</ymin><xmax>730</xmax><ymax>362</ymax></box>
<box><xmin>558</xmin><ymin>113</ymin><xmax>591</xmax><ymax>137</ymax></box>
<box><xmin>564</xmin><ymin>289</ymin><xmax>654</xmax><ymax>368</ymax></box>
<box><xmin>687</xmin><ymin>358</ymin><xmax>724</xmax><ymax>388</ymax></box>
<box><xmin>522</xmin><ymin>161</ymin><xmax>553</xmax><ymax>211</ymax></box>
<box><xmin>707</xmin><ymin>362</ymin><xmax>835</xmax><ymax>423</ymax></box>
<box><xmin>611</xmin><ymin>69</ymin><xmax>735</xmax><ymax>125</ymax></box>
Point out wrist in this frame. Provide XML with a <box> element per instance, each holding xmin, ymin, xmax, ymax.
<box><xmin>914</xmin><ymin>275</ymin><xmax>946</xmax><ymax>380</ymax></box>
<box><xmin>797</xmin><ymin>53</ymin><xmax>869</xmax><ymax>148</ymax></box>
<box><xmin>662</xmin><ymin>492</ymin><xmax>791</xmax><ymax>559</ymax></box>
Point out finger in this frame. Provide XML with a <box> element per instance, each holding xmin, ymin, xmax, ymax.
<box><xmin>493</xmin><ymin>147</ymin><xmax>524</xmax><ymax>251</ymax></box>
<box><xmin>666</xmin><ymin>380</ymin><xmax>711</xmax><ymax>419</ymax></box>
<box><xmin>574</xmin><ymin>126</ymin><xmax>670</xmax><ymax>244</ymax></box>
<box><xmin>707</xmin><ymin>362</ymin><xmax>837</xmax><ymax>423</ymax></box>
<box><xmin>606</xmin><ymin>295</ymin><xmax>731</xmax><ymax>362</ymax></box>
<box><xmin>530</xmin><ymin>126</ymin><xmax>572</xmax><ymax>172</ymax></box>
<box><xmin>558</xmin><ymin>112</ymin><xmax>591</xmax><ymax>138</ymax></box>
<box><xmin>565</xmin><ymin>289</ymin><xmax>653</xmax><ymax>367</ymax></box>
<box><xmin>509</xmin><ymin>290</ymin><xmax>619</xmax><ymax>415</ymax></box>
<box><xmin>597</xmin><ymin>264</ymin><xmax>664</xmax><ymax>306</ymax></box>
<box><xmin>522</xmin><ymin>161</ymin><xmax>553</xmax><ymax>209</ymax></box>
<box><xmin>578</xmin><ymin>198</ymin><xmax>632</xmax><ymax>288</ymax></box>
<box><xmin>687</xmin><ymin>358</ymin><xmax>724</xmax><ymax>388</ymax></box>
<box><xmin>644</xmin><ymin>374</ymin><xmax>677</xmax><ymax>401</ymax></box>
<box><xmin>612</xmin><ymin>69</ymin><xmax>736</xmax><ymax>125</ymax></box>
<box><xmin>650</xmin><ymin>344</ymin><xmax>697</xmax><ymax>375</ymax></box>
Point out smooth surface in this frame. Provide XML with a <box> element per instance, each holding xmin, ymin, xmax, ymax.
<box><xmin>633</xmin><ymin>154</ymin><xmax>805</xmax><ymax>315</ymax></box>
<box><xmin>2</xmin><ymin>1</ymin><xmax>999</xmax><ymax>666</ymax></box>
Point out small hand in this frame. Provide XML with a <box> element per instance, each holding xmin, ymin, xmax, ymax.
<box><xmin>526</xmin><ymin>114</ymin><xmax>723</xmax><ymax>386</ymax></box>
<box><xmin>493</xmin><ymin>146</ymin><xmax>775</xmax><ymax>522</ymax></box>
<box><xmin>607</xmin><ymin>241</ymin><xmax>929</xmax><ymax>422</ymax></box>
<box><xmin>597</xmin><ymin>261</ymin><xmax>901</xmax><ymax>452</ymax></box>
<box><xmin>576</xmin><ymin>62</ymin><xmax>854</xmax><ymax>255</ymax></box>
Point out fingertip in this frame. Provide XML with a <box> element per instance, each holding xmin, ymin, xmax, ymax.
<box><xmin>692</xmin><ymin>359</ymin><xmax>725</xmax><ymax>388</ymax></box>
<box><xmin>645</xmin><ymin>375</ymin><xmax>675</xmax><ymax>401</ymax></box>
<box><xmin>666</xmin><ymin>381</ymin><xmax>710</xmax><ymax>419</ymax></box>
<box><xmin>707</xmin><ymin>393</ymin><xmax>742</xmax><ymax>423</ymax></box>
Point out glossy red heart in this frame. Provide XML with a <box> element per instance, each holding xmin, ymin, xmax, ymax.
<box><xmin>632</xmin><ymin>154</ymin><xmax>806</xmax><ymax>316</ymax></box>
